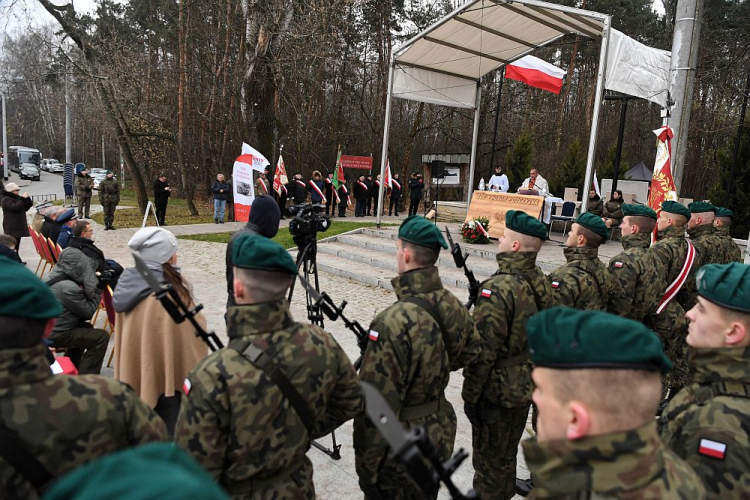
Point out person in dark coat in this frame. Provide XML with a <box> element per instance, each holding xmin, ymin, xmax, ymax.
<box><xmin>353</xmin><ymin>175</ymin><xmax>369</xmax><ymax>217</ymax></box>
<box><xmin>50</xmin><ymin>209</ymin><xmax>76</xmax><ymax>244</ymax></box>
<box><xmin>211</xmin><ymin>173</ymin><xmax>229</xmax><ymax>224</ymax></box>
<box><xmin>408</xmin><ymin>172</ymin><xmax>424</xmax><ymax>216</ymax></box>
<box><xmin>587</xmin><ymin>189</ymin><xmax>604</xmax><ymax>217</ymax></box>
<box><xmin>370</xmin><ymin>174</ymin><xmax>382</xmax><ymax>216</ymax></box>
<box><xmin>389</xmin><ymin>173</ymin><xmax>402</xmax><ymax>217</ymax></box>
<box><xmin>68</xmin><ymin>220</ymin><xmax>124</xmax><ymax>286</ymax></box>
<box><xmin>364</xmin><ymin>174</ymin><xmax>373</xmax><ymax>216</ymax></box>
<box><xmin>57</xmin><ymin>211</ymin><xmax>78</xmax><ymax>249</ymax></box>
<box><xmin>40</xmin><ymin>207</ymin><xmax>64</xmax><ymax>240</ymax></box>
<box><xmin>307</xmin><ymin>170</ymin><xmax>326</xmax><ymax>205</ymax></box>
<box><xmin>0</xmin><ymin>234</ymin><xmax>20</xmax><ymax>262</ymax></box>
<box><xmin>1</xmin><ymin>183</ymin><xmax>33</xmax><ymax>255</ymax></box>
<box><xmin>153</xmin><ymin>174</ymin><xmax>172</xmax><ymax>226</ymax></box>
<box><xmin>338</xmin><ymin>179</ymin><xmax>350</xmax><ymax>217</ymax></box>
<box><xmin>287</xmin><ymin>174</ymin><xmax>307</xmax><ymax>205</ymax></box>
<box><xmin>324</xmin><ymin>172</ymin><xmax>335</xmax><ymax>216</ymax></box>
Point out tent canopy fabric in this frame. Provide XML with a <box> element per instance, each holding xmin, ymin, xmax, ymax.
<box><xmin>624</xmin><ymin>161</ymin><xmax>652</xmax><ymax>182</ymax></box>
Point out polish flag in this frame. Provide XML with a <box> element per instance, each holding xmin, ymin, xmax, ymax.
<box><xmin>506</xmin><ymin>56</ymin><xmax>566</xmax><ymax>94</ymax></box>
<box><xmin>273</xmin><ymin>155</ymin><xmax>288</xmax><ymax>195</ymax></box>
<box><xmin>384</xmin><ymin>159</ymin><xmax>392</xmax><ymax>194</ymax></box>
<box><xmin>698</xmin><ymin>439</ymin><xmax>726</xmax><ymax>460</ymax></box>
<box><xmin>592</xmin><ymin>171</ymin><xmax>601</xmax><ymax>198</ymax></box>
<box><xmin>241</xmin><ymin>142</ymin><xmax>270</xmax><ymax>172</ymax></box>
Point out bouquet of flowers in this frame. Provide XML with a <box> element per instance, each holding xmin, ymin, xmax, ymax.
<box><xmin>460</xmin><ymin>216</ymin><xmax>490</xmax><ymax>244</ymax></box>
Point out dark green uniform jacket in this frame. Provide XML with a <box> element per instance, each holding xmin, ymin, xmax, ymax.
<box><xmin>688</xmin><ymin>224</ymin><xmax>722</xmax><ymax>268</ymax></box>
<box><xmin>587</xmin><ymin>197</ymin><xmax>604</xmax><ymax>217</ymax></box>
<box><xmin>0</xmin><ymin>344</ymin><xmax>168</xmax><ymax>499</ymax></box>
<box><xmin>548</xmin><ymin>247</ymin><xmax>612</xmax><ymax>310</ymax></box>
<box><xmin>715</xmin><ymin>226</ymin><xmax>742</xmax><ymax>264</ymax></box>
<box><xmin>602</xmin><ymin>199</ymin><xmax>624</xmax><ymax>226</ymax></box>
<box><xmin>354</xmin><ymin>266</ymin><xmax>476</xmax><ymax>495</ymax></box>
<box><xmin>607</xmin><ymin>233</ymin><xmax>661</xmax><ymax>322</ymax></box>
<box><xmin>652</xmin><ymin>225</ymin><xmax>698</xmax><ymax>312</ymax></box>
<box><xmin>74</xmin><ymin>174</ymin><xmax>94</xmax><ymax>199</ymax></box>
<box><xmin>175</xmin><ymin>300</ymin><xmax>362</xmax><ymax>499</ymax></box>
<box><xmin>523</xmin><ymin>420</ymin><xmax>706</xmax><ymax>499</ymax></box>
<box><xmin>462</xmin><ymin>252</ymin><xmax>550</xmax><ymax>408</ymax></box>
<box><xmin>98</xmin><ymin>177</ymin><xmax>121</xmax><ymax>205</ymax></box>
<box><xmin>660</xmin><ymin>347</ymin><xmax>750</xmax><ymax>499</ymax></box>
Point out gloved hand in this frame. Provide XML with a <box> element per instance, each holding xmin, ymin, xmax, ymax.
<box><xmin>464</xmin><ymin>401</ymin><xmax>481</xmax><ymax>427</ymax></box>
<box><xmin>359</xmin><ymin>481</ymin><xmax>385</xmax><ymax>500</ymax></box>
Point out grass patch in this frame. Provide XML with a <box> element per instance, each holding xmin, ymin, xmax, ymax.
<box><xmin>179</xmin><ymin>221</ymin><xmax>394</xmax><ymax>249</ymax></box>
<box><xmin>91</xmin><ymin>189</ymin><xmax>218</xmax><ymax>227</ymax></box>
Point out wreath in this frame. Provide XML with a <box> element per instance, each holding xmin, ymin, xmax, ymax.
<box><xmin>460</xmin><ymin>217</ymin><xmax>490</xmax><ymax>244</ymax></box>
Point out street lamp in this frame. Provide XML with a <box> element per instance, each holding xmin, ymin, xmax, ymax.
<box><xmin>1</xmin><ymin>76</ymin><xmax>24</xmax><ymax>181</ymax></box>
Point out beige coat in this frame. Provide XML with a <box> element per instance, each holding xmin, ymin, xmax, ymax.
<box><xmin>114</xmin><ymin>294</ymin><xmax>208</xmax><ymax>408</ymax></box>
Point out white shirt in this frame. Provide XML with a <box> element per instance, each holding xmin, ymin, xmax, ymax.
<box><xmin>518</xmin><ymin>174</ymin><xmax>549</xmax><ymax>195</ymax></box>
<box><xmin>488</xmin><ymin>174</ymin><xmax>509</xmax><ymax>192</ymax></box>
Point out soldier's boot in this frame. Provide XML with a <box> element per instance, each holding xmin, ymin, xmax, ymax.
<box><xmin>515</xmin><ymin>478</ymin><xmax>533</xmax><ymax>497</ymax></box>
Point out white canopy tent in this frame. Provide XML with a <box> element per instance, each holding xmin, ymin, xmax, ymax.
<box><xmin>375</xmin><ymin>0</ymin><xmax>614</xmax><ymax>225</ymax></box>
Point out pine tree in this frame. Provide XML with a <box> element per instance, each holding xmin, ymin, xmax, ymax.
<box><xmin>505</xmin><ymin>130</ymin><xmax>533</xmax><ymax>189</ymax></box>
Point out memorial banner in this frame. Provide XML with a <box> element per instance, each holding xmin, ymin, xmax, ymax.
<box><xmin>466</xmin><ymin>191</ymin><xmax>545</xmax><ymax>238</ymax></box>
<box><xmin>340</xmin><ymin>155</ymin><xmax>373</xmax><ymax>170</ymax></box>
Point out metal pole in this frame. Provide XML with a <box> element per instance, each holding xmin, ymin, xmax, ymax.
<box><xmin>65</xmin><ymin>66</ymin><xmax>72</xmax><ymax>165</ymax></box>
<box><xmin>2</xmin><ymin>92</ymin><xmax>7</xmax><ymax>180</ymax></box>
<box><xmin>465</xmin><ymin>83</ymin><xmax>482</xmax><ymax>216</ymax></box>
<box><xmin>668</xmin><ymin>0</ymin><xmax>704</xmax><ymax>194</ymax></box>
<box><xmin>102</xmin><ymin>135</ymin><xmax>105</xmax><ymax>169</ymax></box>
<box><xmin>488</xmin><ymin>67</ymin><xmax>505</xmax><ymax>178</ymax></box>
<box><xmin>581</xmin><ymin>16</ymin><xmax>612</xmax><ymax>214</ymax></box>
<box><xmin>725</xmin><ymin>64</ymin><xmax>750</xmax><ymax>206</ymax></box>
<box><xmin>376</xmin><ymin>60</ymin><xmax>395</xmax><ymax>228</ymax></box>
<box><xmin>611</xmin><ymin>99</ymin><xmax>628</xmax><ymax>196</ymax></box>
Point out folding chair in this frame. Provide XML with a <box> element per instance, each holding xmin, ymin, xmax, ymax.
<box><xmin>45</xmin><ymin>237</ymin><xmax>59</xmax><ymax>265</ymax></box>
<box><xmin>47</xmin><ymin>238</ymin><xmax>60</xmax><ymax>262</ymax></box>
<box><xmin>28</xmin><ymin>228</ymin><xmax>46</xmax><ymax>276</ymax></box>
<box><xmin>548</xmin><ymin>201</ymin><xmax>576</xmax><ymax>237</ymax></box>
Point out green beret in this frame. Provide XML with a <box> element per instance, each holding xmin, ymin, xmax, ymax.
<box><xmin>399</xmin><ymin>215</ymin><xmax>448</xmax><ymax>249</ymax></box>
<box><xmin>622</xmin><ymin>204</ymin><xmax>657</xmax><ymax>220</ymax></box>
<box><xmin>527</xmin><ymin>307</ymin><xmax>672</xmax><ymax>374</ymax></box>
<box><xmin>688</xmin><ymin>201</ymin><xmax>715</xmax><ymax>214</ymax></box>
<box><xmin>660</xmin><ymin>200</ymin><xmax>691</xmax><ymax>220</ymax></box>
<box><xmin>574</xmin><ymin>212</ymin><xmax>608</xmax><ymax>240</ymax></box>
<box><xmin>696</xmin><ymin>263</ymin><xmax>750</xmax><ymax>312</ymax></box>
<box><xmin>0</xmin><ymin>257</ymin><xmax>62</xmax><ymax>319</ymax></box>
<box><xmin>232</xmin><ymin>234</ymin><xmax>297</xmax><ymax>275</ymax></box>
<box><xmin>715</xmin><ymin>207</ymin><xmax>734</xmax><ymax>219</ymax></box>
<box><xmin>505</xmin><ymin>210</ymin><xmax>548</xmax><ymax>240</ymax></box>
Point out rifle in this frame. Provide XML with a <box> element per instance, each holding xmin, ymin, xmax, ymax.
<box><xmin>361</xmin><ymin>382</ymin><xmax>478</xmax><ymax>500</ymax></box>
<box><xmin>445</xmin><ymin>227</ymin><xmax>481</xmax><ymax>310</ymax></box>
<box><xmin>133</xmin><ymin>252</ymin><xmax>224</xmax><ymax>352</ymax></box>
<box><xmin>295</xmin><ymin>274</ymin><xmax>369</xmax><ymax>369</ymax></box>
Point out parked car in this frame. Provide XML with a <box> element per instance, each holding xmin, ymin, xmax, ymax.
<box><xmin>42</xmin><ymin>158</ymin><xmax>60</xmax><ymax>171</ymax></box>
<box><xmin>19</xmin><ymin>163</ymin><xmax>41</xmax><ymax>181</ymax></box>
<box><xmin>49</xmin><ymin>162</ymin><xmax>65</xmax><ymax>173</ymax></box>
<box><xmin>93</xmin><ymin>173</ymin><xmax>116</xmax><ymax>190</ymax></box>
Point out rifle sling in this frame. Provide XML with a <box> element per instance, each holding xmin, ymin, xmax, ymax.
<box><xmin>0</xmin><ymin>424</ymin><xmax>54</xmax><ymax>492</ymax></box>
<box><xmin>401</xmin><ymin>296</ymin><xmax>446</xmax><ymax>339</ymax></box>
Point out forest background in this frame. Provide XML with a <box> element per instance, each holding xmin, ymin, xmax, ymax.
<box><xmin>2</xmin><ymin>0</ymin><xmax>750</xmax><ymax>235</ymax></box>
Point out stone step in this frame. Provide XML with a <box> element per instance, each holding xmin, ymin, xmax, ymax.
<box><xmin>359</xmin><ymin>228</ymin><xmax>499</xmax><ymax>261</ymax></box>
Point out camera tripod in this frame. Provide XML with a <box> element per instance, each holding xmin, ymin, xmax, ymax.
<box><xmin>287</xmin><ymin>235</ymin><xmax>342</xmax><ymax>460</ymax></box>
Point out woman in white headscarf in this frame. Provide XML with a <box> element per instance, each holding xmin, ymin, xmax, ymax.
<box><xmin>113</xmin><ymin>227</ymin><xmax>208</xmax><ymax>436</ymax></box>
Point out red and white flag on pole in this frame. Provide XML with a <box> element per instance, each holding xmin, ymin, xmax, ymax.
<box><xmin>384</xmin><ymin>159</ymin><xmax>392</xmax><ymax>194</ymax></box>
<box><xmin>506</xmin><ymin>55</ymin><xmax>566</xmax><ymax>94</ymax></box>
<box><xmin>592</xmin><ymin>171</ymin><xmax>601</xmax><ymax>198</ymax></box>
<box><xmin>240</xmin><ymin>143</ymin><xmax>270</xmax><ymax>172</ymax></box>
<box><xmin>273</xmin><ymin>155</ymin><xmax>288</xmax><ymax>195</ymax></box>
<box><xmin>648</xmin><ymin>126</ymin><xmax>677</xmax><ymax>242</ymax></box>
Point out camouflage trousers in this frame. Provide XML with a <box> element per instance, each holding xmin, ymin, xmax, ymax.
<box><xmin>78</xmin><ymin>196</ymin><xmax>91</xmax><ymax>218</ymax></box>
<box><xmin>649</xmin><ymin>301</ymin><xmax>691</xmax><ymax>393</ymax></box>
<box><xmin>471</xmin><ymin>404</ymin><xmax>530</xmax><ymax>500</ymax></box>
<box><xmin>102</xmin><ymin>202</ymin><xmax>117</xmax><ymax>225</ymax></box>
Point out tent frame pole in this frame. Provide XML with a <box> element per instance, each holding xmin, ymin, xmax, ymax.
<box><xmin>466</xmin><ymin>83</ymin><xmax>483</xmax><ymax>216</ymax></box>
<box><xmin>376</xmin><ymin>60</ymin><xmax>396</xmax><ymax>228</ymax></box>
<box><xmin>581</xmin><ymin>16</ymin><xmax>612</xmax><ymax>214</ymax></box>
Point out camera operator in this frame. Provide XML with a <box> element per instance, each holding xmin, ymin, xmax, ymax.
<box><xmin>225</xmin><ymin>195</ymin><xmax>281</xmax><ymax>311</ymax></box>
<box><xmin>408</xmin><ymin>171</ymin><xmax>424</xmax><ymax>216</ymax></box>
<box><xmin>68</xmin><ymin>221</ymin><xmax>124</xmax><ymax>287</ymax></box>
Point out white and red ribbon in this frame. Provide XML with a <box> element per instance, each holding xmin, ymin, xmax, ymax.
<box><xmin>308</xmin><ymin>180</ymin><xmax>327</xmax><ymax>203</ymax></box>
<box><xmin>257</xmin><ymin>178</ymin><xmax>268</xmax><ymax>195</ymax></box>
<box><xmin>656</xmin><ymin>242</ymin><xmax>696</xmax><ymax>314</ymax></box>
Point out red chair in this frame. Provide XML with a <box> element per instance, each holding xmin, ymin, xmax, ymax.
<box><xmin>28</xmin><ymin>228</ymin><xmax>45</xmax><ymax>275</ymax></box>
<box><xmin>29</xmin><ymin>229</ymin><xmax>50</xmax><ymax>276</ymax></box>
<box><xmin>46</xmin><ymin>237</ymin><xmax>59</xmax><ymax>264</ymax></box>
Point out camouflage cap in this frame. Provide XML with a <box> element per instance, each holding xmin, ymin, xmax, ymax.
<box><xmin>0</xmin><ymin>256</ymin><xmax>62</xmax><ymax>319</ymax></box>
<box><xmin>233</xmin><ymin>233</ymin><xmax>297</xmax><ymax>275</ymax></box>
<box><xmin>398</xmin><ymin>215</ymin><xmax>448</xmax><ymax>249</ymax></box>
<box><xmin>622</xmin><ymin>204</ymin><xmax>657</xmax><ymax>220</ymax></box>
<box><xmin>506</xmin><ymin>210</ymin><xmax>548</xmax><ymax>240</ymax></box>
<box><xmin>715</xmin><ymin>207</ymin><xmax>734</xmax><ymax>219</ymax></box>
<box><xmin>696</xmin><ymin>263</ymin><xmax>750</xmax><ymax>312</ymax></box>
<box><xmin>527</xmin><ymin>307</ymin><xmax>672</xmax><ymax>374</ymax></box>
<box><xmin>688</xmin><ymin>201</ymin><xmax>716</xmax><ymax>214</ymax></box>
<box><xmin>574</xmin><ymin>212</ymin><xmax>609</xmax><ymax>240</ymax></box>
<box><xmin>661</xmin><ymin>200</ymin><xmax>691</xmax><ymax>220</ymax></box>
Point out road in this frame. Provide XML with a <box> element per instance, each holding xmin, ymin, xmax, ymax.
<box><xmin>4</xmin><ymin>168</ymin><xmax>66</xmax><ymax>202</ymax></box>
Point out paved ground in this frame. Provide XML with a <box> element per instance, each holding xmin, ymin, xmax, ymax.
<box><xmin>7</xmin><ymin>202</ymin><xmax>631</xmax><ymax>499</ymax></box>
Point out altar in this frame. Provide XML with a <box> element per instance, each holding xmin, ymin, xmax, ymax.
<box><xmin>466</xmin><ymin>191</ymin><xmax>546</xmax><ymax>238</ymax></box>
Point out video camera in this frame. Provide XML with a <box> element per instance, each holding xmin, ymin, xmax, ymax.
<box><xmin>287</xmin><ymin>203</ymin><xmax>331</xmax><ymax>246</ymax></box>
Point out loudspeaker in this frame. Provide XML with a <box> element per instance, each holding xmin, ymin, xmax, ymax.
<box><xmin>430</xmin><ymin>160</ymin><xmax>446</xmax><ymax>178</ymax></box>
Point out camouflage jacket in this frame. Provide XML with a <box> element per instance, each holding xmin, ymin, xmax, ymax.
<box><xmin>524</xmin><ymin>420</ymin><xmax>706</xmax><ymax>499</ymax></box>
<box><xmin>650</xmin><ymin>225</ymin><xmax>698</xmax><ymax>312</ymax></box>
<box><xmin>0</xmin><ymin>344</ymin><xmax>168</xmax><ymax>499</ymax></box>
<box><xmin>462</xmin><ymin>252</ymin><xmax>550</xmax><ymax>408</ymax></box>
<box><xmin>659</xmin><ymin>347</ymin><xmax>750</xmax><ymax>499</ymax></box>
<box><xmin>607</xmin><ymin>233</ymin><xmax>660</xmax><ymax>321</ymax></box>
<box><xmin>354</xmin><ymin>266</ymin><xmax>471</xmax><ymax>486</ymax></box>
<box><xmin>548</xmin><ymin>247</ymin><xmax>612</xmax><ymax>310</ymax></box>
<box><xmin>175</xmin><ymin>300</ymin><xmax>362</xmax><ymax>499</ymax></box>
<box><xmin>74</xmin><ymin>174</ymin><xmax>94</xmax><ymax>199</ymax></box>
<box><xmin>716</xmin><ymin>226</ymin><xmax>742</xmax><ymax>263</ymax></box>
<box><xmin>98</xmin><ymin>177</ymin><xmax>120</xmax><ymax>204</ymax></box>
<box><xmin>688</xmin><ymin>224</ymin><xmax>723</xmax><ymax>267</ymax></box>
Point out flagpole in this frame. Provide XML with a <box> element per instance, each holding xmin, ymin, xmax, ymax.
<box><xmin>488</xmin><ymin>66</ymin><xmax>506</xmax><ymax>178</ymax></box>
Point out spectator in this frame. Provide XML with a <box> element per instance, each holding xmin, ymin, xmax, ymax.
<box><xmin>225</xmin><ymin>195</ymin><xmax>281</xmax><ymax>310</ymax></box>
<box><xmin>407</xmin><ymin>172</ymin><xmax>424</xmax><ymax>216</ymax></box>
<box><xmin>338</xmin><ymin>178</ymin><xmax>350</xmax><ymax>217</ymax></box>
<box><xmin>587</xmin><ymin>188</ymin><xmax>604</xmax><ymax>217</ymax></box>
<box><xmin>75</xmin><ymin>168</ymin><xmax>94</xmax><ymax>219</ymax></box>
<box><xmin>0</xmin><ymin>234</ymin><xmax>20</xmax><ymax>262</ymax></box>
<box><xmin>1</xmin><ymin>182</ymin><xmax>33</xmax><ymax>257</ymax></box>
<box><xmin>307</xmin><ymin>170</ymin><xmax>326</xmax><ymax>205</ymax></box>
<box><xmin>153</xmin><ymin>174</ymin><xmax>172</xmax><ymax>226</ymax></box>
<box><xmin>211</xmin><ymin>173</ymin><xmax>229</xmax><ymax>224</ymax></box>
<box><xmin>370</xmin><ymin>174</ymin><xmax>382</xmax><ymax>216</ymax></box>
<box><xmin>114</xmin><ymin>227</ymin><xmax>208</xmax><ymax>436</ymax></box>
<box><xmin>389</xmin><ymin>173</ymin><xmax>402</xmax><ymax>216</ymax></box>
<box><xmin>40</xmin><ymin>207</ymin><xmax>65</xmax><ymax>240</ymax></box>
<box><xmin>0</xmin><ymin>258</ymin><xmax>167</xmax><ymax>498</ymax></box>
<box><xmin>603</xmin><ymin>189</ymin><xmax>625</xmax><ymax>228</ymax></box>
<box><xmin>324</xmin><ymin>172</ymin><xmax>335</xmax><ymax>216</ymax></box>
<box><xmin>56</xmin><ymin>211</ymin><xmax>78</xmax><ymax>249</ymax></box>
<box><xmin>45</xmin><ymin>247</ymin><xmax>110</xmax><ymax>374</ymax></box>
<box><xmin>99</xmin><ymin>170</ymin><xmax>121</xmax><ymax>230</ymax></box>
<box><xmin>287</xmin><ymin>173</ymin><xmax>306</xmax><ymax>205</ymax></box>
<box><xmin>255</xmin><ymin>169</ymin><xmax>270</xmax><ymax>198</ymax></box>
<box><xmin>365</xmin><ymin>174</ymin><xmax>374</xmax><ymax>216</ymax></box>
<box><xmin>68</xmin><ymin>220</ymin><xmax>124</xmax><ymax>286</ymax></box>
<box><xmin>49</xmin><ymin>208</ymin><xmax>76</xmax><ymax>244</ymax></box>
<box><xmin>353</xmin><ymin>175</ymin><xmax>369</xmax><ymax>217</ymax></box>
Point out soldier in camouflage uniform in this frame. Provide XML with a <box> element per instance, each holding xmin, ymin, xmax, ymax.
<box><xmin>687</xmin><ymin>201</ymin><xmax>723</xmax><ymax>270</ymax></box>
<box><xmin>548</xmin><ymin>212</ymin><xmax>612</xmax><ymax>310</ymax></box>
<box><xmin>98</xmin><ymin>170</ymin><xmax>120</xmax><ymax>230</ymax></box>
<box><xmin>462</xmin><ymin>211</ymin><xmax>551</xmax><ymax>500</ymax></box>
<box><xmin>524</xmin><ymin>307</ymin><xmax>706</xmax><ymax>499</ymax></box>
<box><xmin>660</xmin><ymin>263</ymin><xmax>750</xmax><ymax>498</ymax></box>
<box><xmin>0</xmin><ymin>257</ymin><xmax>167</xmax><ymax>499</ymax></box>
<box><xmin>607</xmin><ymin>204</ymin><xmax>661</xmax><ymax>322</ymax></box>
<box><xmin>175</xmin><ymin>235</ymin><xmax>362</xmax><ymax>499</ymax></box>
<box><xmin>714</xmin><ymin>207</ymin><xmax>743</xmax><ymax>263</ymax></box>
<box><xmin>649</xmin><ymin>200</ymin><xmax>697</xmax><ymax>394</ymax></box>
<box><xmin>74</xmin><ymin>168</ymin><xmax>94</xmax><ymax>219</ymax></box>
<box><xmin>354</xmin><ymin>215</ymin><xmax>478</xmax><ymax>499</ymax></box>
